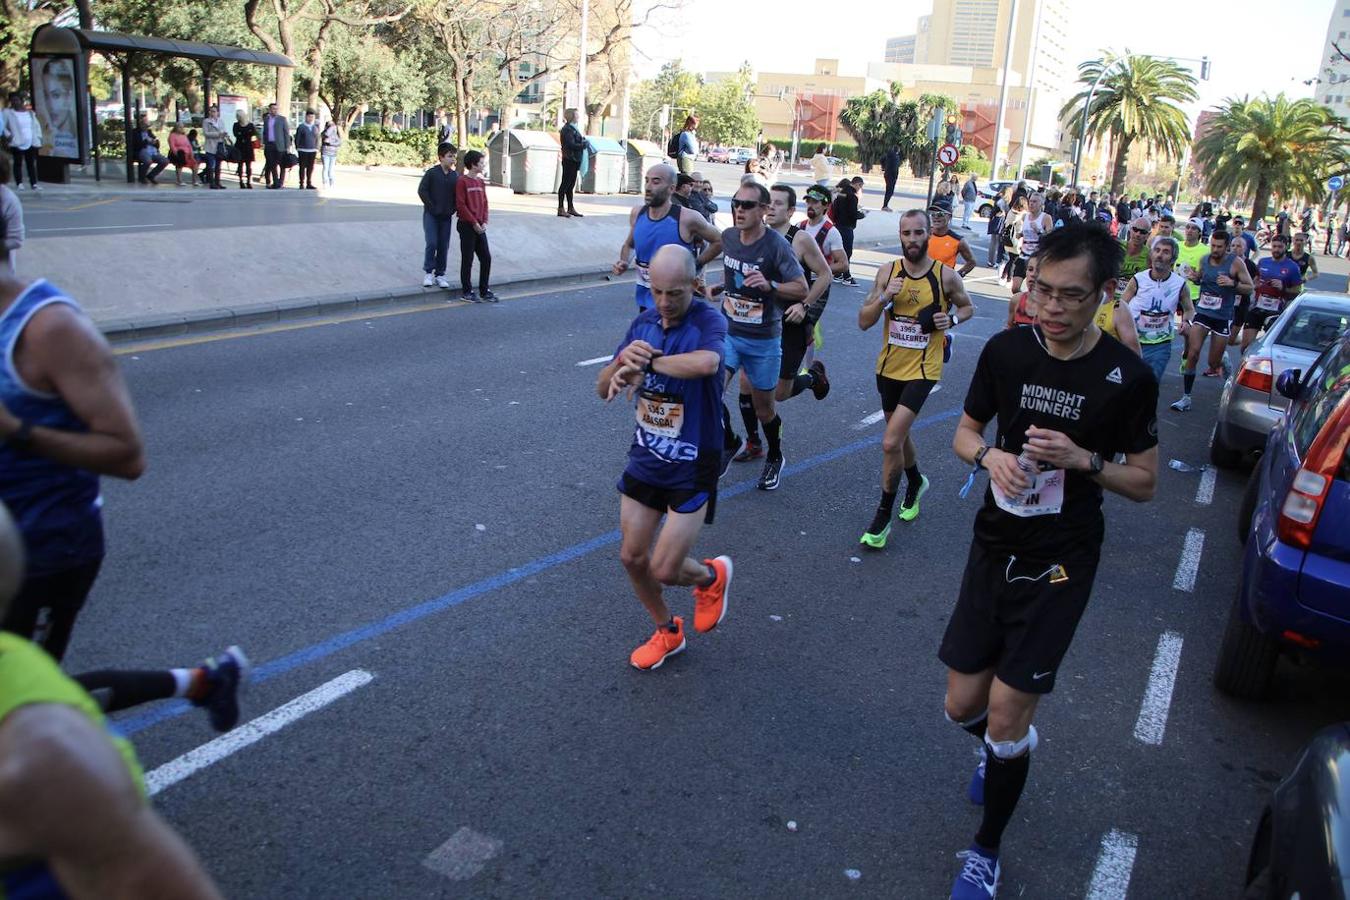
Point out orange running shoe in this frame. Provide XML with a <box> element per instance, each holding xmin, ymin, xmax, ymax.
<box><xmin>630</xmin><ymin>616</ymin><xmax>686</xmax><ymax>670</ymax></box>
<box><xmin>693</xmin><ymin>555</ymin><xmax>732</xmax><ymax>633</ymax></box>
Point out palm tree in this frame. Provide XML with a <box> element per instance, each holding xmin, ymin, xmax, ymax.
<box><xmin>1060</xmin><ymin>53</ymin><xmax>1197</xmax><ymax>194</ymax></box>
<box><xmin>1194</xmin><ymin>94</ymin><xmax>1350</xmax><ymax>223</ymax></box>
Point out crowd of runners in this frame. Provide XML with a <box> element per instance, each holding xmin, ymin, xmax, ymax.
<box><xmin>0</xmin><ymin>155</ymin><xmax>1320</xmax><ymax>897</ymax></box>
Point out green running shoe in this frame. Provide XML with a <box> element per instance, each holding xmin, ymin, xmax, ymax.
<box><xmin>897</xmin><ymin>474</ymin><xmax>930</xmax><ymax>522</ymax></box>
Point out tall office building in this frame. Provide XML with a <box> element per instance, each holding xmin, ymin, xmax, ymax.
<box><xmin>1317</xmin><ymin>0</ymin><xmax>1350</xmax><ymax>120</ymax></box>
<box><xmin>885</xmin><ymin>34</ymin><xmax>917</xmax><ymax>64</ymax></box>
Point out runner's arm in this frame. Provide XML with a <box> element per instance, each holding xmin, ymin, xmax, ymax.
<box><xmin>613</xmin><ymin>207</ymin><xmax>640</xmax><ymax>273</ymax></box>
<box><xmin>795</xmin><ymin>232</ymin><xmax>833</xmax><ymax>313</ymax></box>
<box><xmin>1231</xmin><ymin>258</ymin><xmax>1254</xmax><ymax>295</ymax></box>
<box><xmin>858</xmin><ymin>263</ymin><xmax>890</xmax><ymax>331</ymax></box>
<box><xmin>1178</xmin><ymin>284</ymin><xmax>1195</xmax><ymax>326</ymax></box>
<box><xmin>953</xmin><ymin>413</ymin><xmax>1030</xmax><ymax>497</ymax></box>
<box><xmin>827</xmin><ymin>248</ymin><xmax>848</xmax><ymax>274</ymax></box>
<box><xmin>1119</xmin><ymin>278</ymin><xmax>1138</xmax><ymax>306</ymax></box>
<box><xmin>0</xmin><ymin>306</ymin><xmax>145</xmax><ymax>480</ymax></box>
<box><xmin>0</xmin><ymin>706</ymin><xmax>224</xmax><ymax>900</ymax></box>
<box><xmin>649</xmin><ymin>349</ymin><xmax>720</xmax><ymax>379</ymax></box>
<box><xmin>956</xmin><ymin>239</ymin><xmax>977</xmax><ymax>278</ymax></box>
<box><xmin>1308</xmin><ymin>255</ymin><xmax>1319</xmax><ymax>281</ymax></box>
<box><xmin>1112</xmin><ymin>303</ymin><xmax>1142</xmax><ymax>355</ymax></box>
<box><xmin>1022</xmin><ymin>426</ymin><xmax>1157</xmax><ymax>503</ymax></box>
<box><xmin>684</xmin><ymin>215</ymin><xmax>723</xmax><ymax>268</ymax></box>
<box><xmin>935</xmin><ymin>266</ymin><xmax>973</xmax><ymax>329</ymax></box>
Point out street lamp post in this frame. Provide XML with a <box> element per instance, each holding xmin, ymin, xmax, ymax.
<box><xmin>577</xmin><ymin>0</ymin><xmax>588</xmax><ymax>132</ymax></box>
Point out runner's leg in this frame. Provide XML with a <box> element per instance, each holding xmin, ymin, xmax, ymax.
<box><xmin>618</xmin><ymin>496</ymin><xmax>668</xmax><ymax>624</ymax></box>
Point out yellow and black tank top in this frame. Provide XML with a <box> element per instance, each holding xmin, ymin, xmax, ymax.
<box><xmin>876</xmin><ymin>259</ymin><xmax>948</xmax><ymax>382</ymax></box>
<box><xmin>1093</xmin><ymin>297</ymin><xmax>1120</xmax><ymax>339</ymax></box>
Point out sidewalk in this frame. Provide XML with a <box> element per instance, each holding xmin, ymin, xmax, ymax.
<box><xmin>22</xmin><ymin>163</ymin><xmax>930</xmax><ymax>338</ymax></box>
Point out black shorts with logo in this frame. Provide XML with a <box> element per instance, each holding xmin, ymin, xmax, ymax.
<box><xmin>779</xmin><ymin>320</ymin><xmax>811</xmax><ymax>380</ymax></box>
<box><xmin>876</xmin><ymin>375</ymin><xmax>937</xmax><ymax>415</ymax></box>
<box><xmin>938</xmin><ymin>539</ymin><xmax>1099</xmax><ymax>694</ymax></box>
<box><xmin>1193</xmin><ymin>312</ymin><xmax>1232</xmax><ymax>337</ymax></box>
<box><xmin>618</xmin><ymin>473</ymin><xmax>716</xmax><ymax>525</ymax></box>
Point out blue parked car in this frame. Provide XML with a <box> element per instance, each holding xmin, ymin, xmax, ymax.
<box><xmin>1215</xmin><ymin>331</ymin><xmax>1350</xmax><ymax>699</ymax></box>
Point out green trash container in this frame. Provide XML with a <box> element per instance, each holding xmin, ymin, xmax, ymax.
<box><xmin>622</xmin><ymin>139</ymin><xmax>664</xmax><ymax>193</ymax></box>
<box><xmin>579</xmin><ymin>136</ymin><xmax>625</xmax><ymax>194</ymax></box>
<box><xmin>504</xmin><ymin>130</ymin><xmax>561</xmax><ymax>194</ymax></box>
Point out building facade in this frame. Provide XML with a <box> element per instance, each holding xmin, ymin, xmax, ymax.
<box><xmin>885</xmin><ymin>35</ymin><xmax>917</xmax><ymax>64</ymax></box>
<box><xmin>1317</xmin><ymin>0</ymin><xmax>1350</xmax><ymax>120</ymax></box>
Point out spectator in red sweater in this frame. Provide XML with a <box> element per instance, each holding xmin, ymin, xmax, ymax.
<box><xmin>455</xmin><ymin>151</ymin><xmax>496</xmax><ymax>302</ymax></box>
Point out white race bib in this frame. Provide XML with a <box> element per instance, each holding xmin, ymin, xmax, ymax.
<box><xmin>723</xmin><ymin>294</ymin><xmax>764</xmax><ymax>324</ymax></box>
<box><xmin>887</xmin><ymin>316</ymin><xmax>927</xmax><ymax>349</ymax></box>
<box><xmin>1255</xmin><ymin>294</ymin><xmax>1281</xmax><ymax>312</ymax></box>
<box><xmin>636</xmin><ymin>390</ymin><xmax>684</xmax><ymax>439</ymax></box>
<box><xmin>1197</xmin><ymin>292</ymin><xmax>1223</xmax><ymax>311</ymax></box>
<box><xmin>991</xmin><ymin>462</ymin><xmax>1066</xmax><ymax>518</ymax></box>
<box><xmin>636</xmin><ymin>263</ymin><xmax>651</xmax><ymax>287</ymax></box>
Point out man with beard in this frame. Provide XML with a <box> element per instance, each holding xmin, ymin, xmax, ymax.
<box><xmin>1241</xmin><ymin>232</ymin><xmax>1303</xmax><ymax>349</ymax></box>
<box><xmin>1170</xmin><ymin>230</ymin><xmax>1252</xmax><ymax>410</ymax></box>
<box><xmin>614</xmin><ymin>164</ymin><xmax>723</xmax><ymax>312</ymax></box>
<box><xmin>857</xmin><ymin>210</ymin><xmax>973</xmax><ymax>548</ymax></box>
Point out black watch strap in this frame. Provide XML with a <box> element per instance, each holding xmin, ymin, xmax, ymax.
<box><xmin>974</xmin><ymin>445</ymin><xmax>990</xmax><ymax>469</ymax></box>
<box><xmin>1088</xmin><ymin>451</ymin><xmax>1104</xmax><ymax>474</ymax></box>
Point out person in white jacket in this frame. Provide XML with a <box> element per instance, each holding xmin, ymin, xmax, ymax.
<box><xmin>3</xmin><ymin>92</ymin><xmax>42</xmax><ymax>191</ymax></box>
<box><xmin>0</xmin><ymin>155</ymin><xmax>23</xmax><ymax>274</ymax></box>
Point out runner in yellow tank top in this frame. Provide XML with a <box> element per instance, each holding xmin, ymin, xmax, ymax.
<box><xmin>1092</xmin><ymin>295</ymin><xmax>1141</xmax><ymax>355</ymax></box>
<box><xmin>858</xmin><ymin>209</ymin><xmax>974</xmax><ymax>549</ymax></box>
<box><xmin>0</xmin><ymin>504</ymin><xmax>223</xmax><ymax>900</ymax></box>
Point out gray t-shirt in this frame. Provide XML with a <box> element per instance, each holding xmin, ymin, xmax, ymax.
<box><xmin>719</xmin><ymin>227</ymin><xmax>804</xmax><ymax>339</ymax></box>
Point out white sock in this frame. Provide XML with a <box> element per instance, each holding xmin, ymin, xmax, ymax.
<box><xmin>171</xmin><ymin>668</ymin><xmax>194</xmax><ymax>698</ymax></box>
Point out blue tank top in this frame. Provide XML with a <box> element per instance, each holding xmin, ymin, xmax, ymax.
<box><xmin>0</xmin><ymin>281</ymin><xmax>104</xmax><ymax>576</ymax></box>
<box><xmin>633</xmin><ymin>206</ymin><xmax>694</xmax><ymax>311</ymax></box>
<box><xmin>1197</xmin><ymin>252</ymin><xmax>1237</xmax><ymax>317</ymax></box>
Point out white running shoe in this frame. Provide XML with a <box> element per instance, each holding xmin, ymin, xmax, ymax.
<box><xmin>422</xmin><ymin>273</ymin><xmax>436</xmax><ymax>287</ymax></box>
<box><xmin>435</xmin><ymin>276</ymin><xmax>451</xmax><ymax>289</ymax></box>
<box><xmin>1170</xmin><ymin>395</ymin><xmax>1192</xmax><ymax>412</ymax></box>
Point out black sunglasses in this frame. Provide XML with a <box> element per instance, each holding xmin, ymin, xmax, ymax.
<box><xmin>731</xmin><ymin>199</ymin><xmax>763</xmax><ymax>210</ymax></box>
<box><xmin>1130</xmin><ymin>227</ymin><xmax>1150</xmax><ymax>234</ymax></box>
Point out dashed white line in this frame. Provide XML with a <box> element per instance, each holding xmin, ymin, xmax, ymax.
<box><xmin>1173</xmin><ymin>528</ymin><xmax>1205</xmax><ymax>592</ymax></box>
<box><xmin>575</xmin><ymin>355</ymin><xmax>612</xmax><ymax>367</ymax></box>
<box><xmin>1085</xmin><ymin>829</ymin><xmax>1140</xmax><ymax>900</ymax></box>
<box><xmin>145</xmin><ymin>668</ymin><xmax>374</xmax><ymax>796</ymax></box>
<box><xmin>1195</xmin><ymin>466</ymin><xmax>1216</xmax><ymax>506</ymax></box>
<box><xmin>1133</xmin><ymin>631</ymin><xmax>1184</xmax><ymax>746</ymax></box>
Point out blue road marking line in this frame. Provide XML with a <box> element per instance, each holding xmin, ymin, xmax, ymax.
<box><xmin>115</xmin><ymin>406</ymin><xmax>963</xmax><ymax>737</ymax></box>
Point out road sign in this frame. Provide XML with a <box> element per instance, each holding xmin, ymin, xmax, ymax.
<box><xmin>1329</xmin><ymin>175</ymin><xmax>1344</xmax><ymax>192</ymax></box>
<box><xmin>937</xmin><ymin>143</ymin><xmax>959</xmax><ymax>166</ymax></box>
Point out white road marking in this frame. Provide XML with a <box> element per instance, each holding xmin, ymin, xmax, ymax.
<box><xmin>144</xmin><ymin>669</ymin><xmax>373</xmax><ymax>796</ymax></box>
<box><xmin>852</xmin><ymin>385</ymin><xmax>943</xmax><ymax>429</ymax></box>
<box><xmin>1085</xmin><ymin>829</ymin><xmax>1139</xmax><ymax>900</ymax></box>
<box><xmin>30</xmin><ymin>222</ymin><xmax>174</xmax><ymax>233</ymax></box>
<box><xmin>965</xmin><ymin>275</ymin><xmax>1001</xmax><ymax>284</ymax></box>
<box><xmin>1173</xmin><ymin>528</ymin><xmax>1205</xmax><ymax>592</ymax></box>
<box><xmin>575</xmin><ymin>355</ymin><xmax>612</xmax><ymax>367</ymax></box>
<box><xmin>1195</xmin><ymin>466</ymin><xmax>1216</xmax><ymax>506</ymax></box>
<box><xmin>424</xmin><ymin>827</ymin><xmax>504</xmax><ymax>881</ymax></box>
<box><xmin>1133</xmin><ymin>631</ymin><xmax>1184</xmax><ymax>746</ymax></box>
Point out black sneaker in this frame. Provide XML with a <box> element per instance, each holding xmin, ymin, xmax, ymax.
<box><xmin>480</xmin><ymin>289</ymin><xmax>500</xmax><ymax>303</ymax></box>
<box><xmin>462</xmin><ymin>289</ymin><xmax>480</xmax><ymax>303</ymax></box>
<box><xmin>809</xmin><ymin>360</ymin><xmax>830</xmax><ymax>400</ymax></box>
<box><xmin>757</xmin><ymin>452</ymin><xmax>784</xmax><ymax>491</ymax></box>
<box><xmin>843</xmin><ymin>276</ymin><xmax>858</xmax><ymax>286</ymax></box>
<box><xmin>720</xmin><ymin>436</ymin><xmax>745</xmax><ymax>479</ymax></box>
<box><xmin>191</xmin><ymin>646</ymin><xmax>250</xmax><ymax>732</ymax></box>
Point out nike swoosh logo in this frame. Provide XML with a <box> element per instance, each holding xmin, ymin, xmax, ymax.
<box><xmin>1033</xmin><ymin>671</ymin><xmax>1053</xmax><ymax>680</ymax></box>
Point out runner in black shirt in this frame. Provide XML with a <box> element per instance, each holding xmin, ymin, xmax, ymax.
<box><xmin>938</xmin><ymin>223</ymin><xmax>1159</xmax><ymax>900</ymax></box>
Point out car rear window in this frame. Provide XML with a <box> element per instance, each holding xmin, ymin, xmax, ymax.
<box><xmin>1291</xmin><ymin>341</ymin><xmax>1350</xmax><ymax>475</ymax></box>
<box><xmin>1276</xmin><ymin>308</ymin><xmax>1350</xmax><ymax>353</ymax></box>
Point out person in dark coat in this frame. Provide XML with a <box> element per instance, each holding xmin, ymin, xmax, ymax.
<box><xmin>558</xmin><ymin>108</ymin><xmax>587</xmax><ymax>218</ymax></box>
<box><xmin>232</xmin><ymin>110</ymin><xmax>257</xmax><ymax>188</ymax></box>
<box><xmin>830</xmin><ymin>178</ymin><xmax>862</xmax><ymax>285</ymax></box>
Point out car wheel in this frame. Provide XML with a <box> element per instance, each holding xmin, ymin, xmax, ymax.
<box><xmin>1238</xmin><ymin>462</ymin><xmax>1261</xmax><ymax>545</ymax></box>
<box><xmin>1214</xmin><ymin>589</ymin><xmax>1280</xmax><ymax>699</ymax></box>
<box><xmin>1210</xmin><ymin>423</ymin><xmax>1244</xmax><ymax>470</ymax></box>
<box><xmin>979</xmin><ymin>203</ymin><xmax>993</xmax><ymax>218</ymax></box>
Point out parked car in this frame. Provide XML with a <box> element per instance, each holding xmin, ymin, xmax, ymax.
<box><xmin>728</xmin><ymin>147</ymin><xmax>754</xmax><ymax>165</ymax></box>
<box><xmin>706</xmin><ymin>146</ymin><xmax>730</xmax><ymax>164</ymax></box>
<box><xmin>1210</xmin><ymin>292</ymin><xmax>1350</xmax><ymax>469</ymax></box>
<box><xmin>976</xmin><ymin>180</ymin><xmax>1016</xmax><ymax>218</ymax></box>
<box><xmin>1213</xmin><ymin>330</ymin><xmax>1350</xmax><ymax>699</ymax></box>
<box><xmin>1242</xmin><ymin>722</ymin><xmax>1350</xmax><ymax>899</ymax></box>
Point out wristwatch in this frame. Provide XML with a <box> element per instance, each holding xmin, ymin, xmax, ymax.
<box><xmin>1087</xmin><ymin>451</ymin><xmax>1104</xmax><ymax>475</ymax></box>
<box><xmin>974</xmin><ymin>445</ymin><xmax>990</xmax><ymax>469</ymax></box>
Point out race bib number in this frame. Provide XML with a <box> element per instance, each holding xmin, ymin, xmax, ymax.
<box><xmin>1114</xmin><ymin>277</ymin><xmax>1128</xmax><ymax>300</ymax></box>
<box><xmin>1254</xmin><ymin>294</ymin><xmax>1281</xmax><ymax>312</ymax></box>
<box><xmin>1137</xmin><ymin>310</ymin><xmax>1172</xmax><ymax>337</ymax></box>
<box><xmin>636</xmin><ymin>389</ymin><xmax>684</xmax><ymax>439</ymax></box>
<box><xmin>1197</xmin><ymin>292</ymin><xmax>1223</xmax><ymax>311</ymax></box>
<box><xmin>723</xmin><ymin>294</ymin><xmax>764</xmax><ymax>324</ymax></box>
<box><xmin>887</xmin><ymin>316</ymin><xmax>927</xmax><ymax>349</ymax></box>
<box><xmin>991</xmin><ymin>462</ymin><xmax>1066</xmax><ymax>518</ymax></box>
<box><xmin>636</xmin><ymin>263</ymin><xmax>651</xmax><ymax>287</ymax></box>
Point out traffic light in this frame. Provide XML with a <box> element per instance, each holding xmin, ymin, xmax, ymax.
<box><xmin>945</xmin><ymin>114</ymin><xmax>962</xmax><ymax>147</ymax></box>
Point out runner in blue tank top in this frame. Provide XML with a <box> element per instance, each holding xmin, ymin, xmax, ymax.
<box><xmin>1170</xmin><ymin>230</ymin><xmax>1253</xmax><ymax>411</ymax></box>
<box><xmin>597</xmin><ymin>245</ymin><xmax>733</xmax><ymax>671</ymax></box>
<box><xmin>614</xmin><ymin>164</ymin><xmax>723</xmax><ymax>312</ymax></box>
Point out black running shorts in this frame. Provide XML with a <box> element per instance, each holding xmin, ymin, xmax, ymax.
<box><xmin>1193</xmin><ymin>312</ymin><xmax>1232</xmax><ymax>337</ymax></box>
<box><xmin>779</xmin><ymin>320</ymin><xmax>811</xmax><ymax>380</ymax></box>
<box><xmin>876</xmin><ymin>375</ymin><xmax>936</xmax><ymax>415</ymax></box>
<box><xmin>938</xmin><ymin>540</ymin><xmax>1099</xmax><ymax>694</ymax></box>
<box><xmin>1012</xmin><ymin>256</ymin><xmax>1029</xmax><ymax>279</ymax></box>
<box><xmin>618</xmin><ymin>473</ymin><xmax>716</xmax><ymax>525</ymax></box>
<box><xmin>1231</xmin><ymin>296</ymin><xmax>1249</xmax><ymax>330</ymax></box>
<box><xmin>1244</xmin><ymin>306</ymin><xmax>1281</xmax><ymax>334</ymax></box>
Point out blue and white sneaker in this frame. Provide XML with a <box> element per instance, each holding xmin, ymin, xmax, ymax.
<box><xmin>192</xmin><ymin>645</ymin><xmax>251</xmax><ymax>732</ymax></box>
<box><xmin>951</xmin><ymin>844</ymin><xmax>1000</xmax><ymax>899</ymax></box>
<box><xmin>968</xmin><ymin>744</ymin><xmax>987</xmax><ymax>806</ymax></box>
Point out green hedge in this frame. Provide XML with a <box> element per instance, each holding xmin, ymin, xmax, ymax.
<box><xmin>763</xmin><ymin>138</ymin><xmax>858</xmax><ymax>163</ymax></box>
<box><xmin>340</xmin><ymin>127</ymin><xmax>491</xmax><ymax>167</ymax></box>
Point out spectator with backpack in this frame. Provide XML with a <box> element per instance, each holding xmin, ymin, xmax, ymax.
<box><xmin>670</xmin><ymin>115</ymin><xmax>699</xmax><ymax>175</ymax></box>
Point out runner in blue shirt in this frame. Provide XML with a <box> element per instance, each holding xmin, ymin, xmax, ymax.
<box><xmin>613</xmin><ymin>164</ymin><xmax>722</xmax><ymax>313</ymax></box>
<box><xmin>597</xmin><ymin>245</ymin><xmax>733</xmax><ymax>671</ymax></box>
<box><xmin>1242</xmin><ymin>232</ymin><xmax>1303</xmax><ymax>349</ymax></box>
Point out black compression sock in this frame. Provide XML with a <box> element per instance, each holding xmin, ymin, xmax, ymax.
<box><xmin>662</xmin><ymin>617</ymin><xmax>679</xmax><ymax>632</ymax></box>
<box><xmin>722</xmin><ymin>403</ymin><xmax>740</xmax><ymax>450</ymax></box>
<box><xmin>738</xmin><ymin>393</ymin><xmax>759</xmax><ymax>442</ymax></box>
<box><xmin>879</xmin><ymin>489</ymin><xmax>897</xmax><ymax>517</ymax></box>
<box><xmin>790</xmin><ymin>371</ymin><xmax>814</xmax><ymax>397</ymax></box>
<box><xmin>1183</xmin><ymin>371</ymin><xmax>1196</xmax><ymax>394</ymax></box>
<box><xmin>764</xmin><ymin>416</ymin><xmax>783</xmax><ymax>456</ymax></box>
<box><xmin>962</xmin><ymin>714</ymin><xmax>989</xmax><ymax>740</ymax></box>
<box><xmin>975</xmin><ymin>749</ymin><xmax>1031</xmax><ymax>850</ymax></box>
<box><xmin>74</xmin><ymin>669</ymin><xmax>178</xmax><ymax>713</ymax></box>
<box><xmin>904</xmin><ymin>466</ymin><xmax>922</xmax><ymax>502</ymax></box>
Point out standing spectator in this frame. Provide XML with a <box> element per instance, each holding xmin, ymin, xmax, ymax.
<box><xmin>829</xmin><ymin>177</ymin><xmax>861</xmax><ymax>286</ymax></box>
<box><xmin>261</xmin><ymin>102</ymin><xmax>291</xmax><ymax>189</ymax></box>
<box><xmin>1001</xmin><ymin>195</ymin><xmax>1028</xmax><ymax>282</ymax></box>
<box><xmin>418</xmin><ymin>141</ymin><xmax>458</xmax><ymax>290</ymax></box>
<box><xmin>1339</xmin><ymin>217</ymin><xmax>1349</xmax><ymax>258</ymax></box>
<box><xmin>932</xmin><ymin>175</ymin><xmax>954</xmax><ymax>214</ymax></box>
<box><xmin>201</xmin><ymin>103</ymin><xmax>229</xmax><ymax>190</ymax></box>
<box><xmin>320</xmin><ymin>119</ymin><xmax>341</xmax><ymax>188</ymax></box>
<box><xmin>675</xmin><ymin>115</ymin><xmax>699</xmax><ymax>175</ymax></box>
<box><xmin>166</xmin><ymin>125</ymin><xmax>197</xmax><ymax>187</ymax></box>
<box><xmin>810</xmin><ymin>143</ymin><xmax>832</xmax><ymax>187</ymax></box>
<box><xmin>960</xmin><ymin>173</ymin><xmax>979</xmax><ymax>228</ymax></box>
<box><xmin>436</xmin><ymin>115</ymin><xmax>454</xmax><ymax>147</ymax></box>
<box><xmin>558</xmin><ymin>108</ymin><xmax>586</xmax><ymax>218</ymax></box>
<box><xmin>742</xmin><ymin>157</ymin><xmax>768</xmax><ymax>187</ymax></box>
<box><xmin>0</xmin><ymin>155</ymin><xmax>22</xmax><ymax>274</ymax></box>
<box><xmin>881</xmin><ymin>145</ymin><xmax>900</xmax><ymax>211</ymax></box>
<box><xmin>1324</xmin><ymin>211</ymin><xmax>1337</xmax><ymax>255</ymax></box>
<box><xmin>1084</xmin><ymin>190</ymin><xmax>1100</xmax><ymax>223</ymax></box>
<box><xmin>232</xmin><ymin>110</ymin><xmax>257</xmax><ymax>188</ymax></box>
<box><xmin>455</xmin><ymin>150</ymin><xmax>495</xmax><ymax>302</ymax></box>
<box><xmin>133</xmin><ymin>114</ymin><xmax>168</xmax><ymax>185</ymax></box>
<box><xmin>688</xmin><ymin>171</ymin><xmax>717</xmax><ymax>222</ymax></box>
<box><xmin>2</xmin><ymin>93</ymin><xmax>40</xmax><ymax>191</ymax></box>
<box><xmin>294</xmin><ymin>109</ymin><xmax>319</xmax><ymax>189</ymax></box>
<box><xmin>986</xmin><ymin>185</ymin><xmax>1007</xmax><ymax>268</ymax></box>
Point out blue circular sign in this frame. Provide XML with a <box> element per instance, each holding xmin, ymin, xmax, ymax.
<box><xmin>1329</xmin><ymin>175</ymin><xmax>1344</xmax><ymax>192</ymax></box>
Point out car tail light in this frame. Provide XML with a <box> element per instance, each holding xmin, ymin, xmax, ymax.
<box><xmin>1236</xmin><ymin>356</ymin><xmax>1273</xmax><ymax>394</ymax></box>
<box><xmin>1277</xmin><ymin>397</ymin><xmax>1350</xmax><ymax>549</ymax></box>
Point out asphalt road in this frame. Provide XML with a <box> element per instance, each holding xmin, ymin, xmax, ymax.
<box><xmin>61</xmin><ymin>252</ymin><xmax>1350</xmax><ymax>899</ymax></box>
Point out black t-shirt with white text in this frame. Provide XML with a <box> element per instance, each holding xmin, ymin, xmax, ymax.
<box><xmin>963</xmin><ymin>327</ymin><xmax>1158</xmax><ymax>563</ymax></box>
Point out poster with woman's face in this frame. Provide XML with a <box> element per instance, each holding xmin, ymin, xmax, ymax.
<box><xmin>32</xmin><ymin>55</ymin><xmax>83</xmax><ymax>162</ymax></box>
